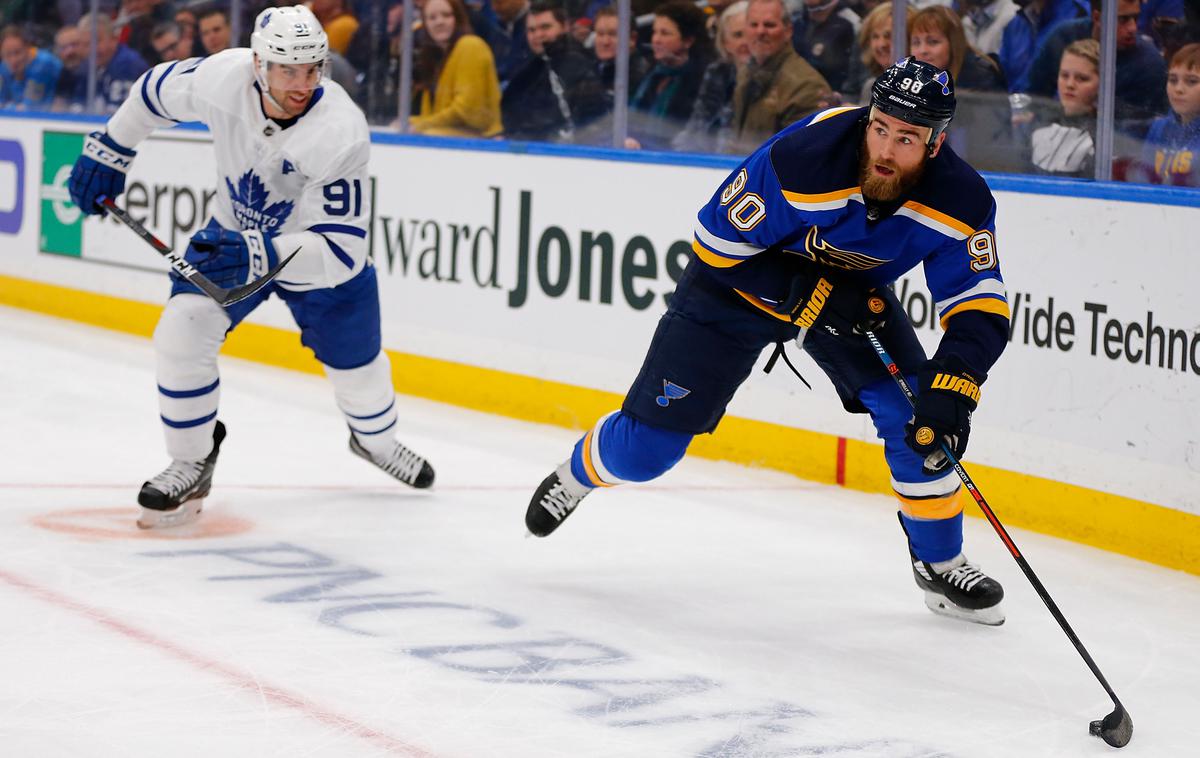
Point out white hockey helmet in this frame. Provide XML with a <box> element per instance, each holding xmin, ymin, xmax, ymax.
<box><xmin>251</xmin><ymin>5</ymin><xmax>328</xmax><ymax>92</ymax></box>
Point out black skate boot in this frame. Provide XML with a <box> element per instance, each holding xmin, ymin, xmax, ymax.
<box><xmin>525</xmin><ymin>461</ymin><xmax>591</xmax><ymax>537</ymax></box>
<box><xmin>911</xmin><ymin>552</ymin><xmax>1005</xmax><ymax>626</ymax></box>
<box><xmin>349</xmin><ymin>432</ymin><xmax>435</xmax><ymax>489</ymax></box>
<box><xmin>137</xmin><ymin>421</ymin><xmax>226</xmax><ymax>529</ymax></box>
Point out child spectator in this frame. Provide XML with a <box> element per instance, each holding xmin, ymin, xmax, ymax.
<box><xmin>411</xmin><ymin>0</ymin><xmax>503</xmax><ymax>137</ymax></box>
<box><xmin>1020</xmin><ymin>0</ymin><xmax>1167</xmax><ymax>134</ymax></box>
<box><xmin>1028</xmin><ymin>38</ymin><xmax>1099</xmax><ymax>176</ymax></box>
<box><xmin>1137</xmin><ymin>42</ymin><xmax>1200</xmax><ymax>185</ymax></box>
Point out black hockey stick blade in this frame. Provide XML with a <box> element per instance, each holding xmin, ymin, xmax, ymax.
<box><xmin>216</xmin><ymin>248</ymin><xmax>299</xmax><ymax>306</ymax></box>
<box><xmin>98</xmin><ymin>196</ymin><xmax>297</xmax><ymax>307</ymax></box>
<box><xmin>1090</xmin><ymin>704</ymin><xmax>1133</xmax><ymax>748</ymax></box>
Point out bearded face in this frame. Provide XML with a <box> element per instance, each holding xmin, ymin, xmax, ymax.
<box><xmin>858</xmin><ymin>136</ymin><xmax>929</xmax><ymax>201</ymax></box>
<box><xmin>858</xmin><ymin>109</ymin><xmax>942</xmax><ymax>202</ymax></box>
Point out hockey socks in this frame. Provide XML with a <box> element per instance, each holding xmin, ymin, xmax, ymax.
<box><xmin>570</xmin><ymin>411</ymin><xmax>692</xmax><ymax>488</ymax></box>
<box><xmin>527</xmin><ymin>413</ymin><xmax>691</xmax><ymax>537</ymax></box>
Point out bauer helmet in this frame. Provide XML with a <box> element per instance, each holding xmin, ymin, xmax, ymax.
<box><xmin>251</xmin><ymin>5</ymin><xmax>328</xmax><ymax>93</ymax></box>
<box><xmin>870</xmin><ymin>57</ymin><xmax>956</xmax><ymax>148</ymax></box>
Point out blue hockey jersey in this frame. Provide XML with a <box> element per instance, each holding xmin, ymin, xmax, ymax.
<box><xmin>692</xmin><ymin>105</ymin><xmax>1010</xmax><ymax>373</ymax></box>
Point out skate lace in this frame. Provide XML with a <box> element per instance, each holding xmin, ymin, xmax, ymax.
<box><xmin>942</xmin><ymin>562</ymin><xmax>987</xmax><ymax>592</ymax></box>
<box><xmin>147</xmin><ymin>460</ymin><xmax>206</xmax><ymax>497</ymax></box>
<box><xmin>377</xmin><ymin>442</ymin><xmax>426</xmax><ymax>484</ymax></box>
<box><xmin>540</xmin><ymin>481</ymin><xmax>580</xmax><ymax>521</ymax></box>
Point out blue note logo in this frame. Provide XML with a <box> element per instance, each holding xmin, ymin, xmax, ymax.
<box><xmin>655</xmin><ymin>380</ymin><xmax>691</xmax><ymax>407</ymax></box>
<box><xmin>933</xmin><ymin>70</ymin><xmax>951</xmax><ymax>95</ymax></box>
<box><xmin>225</xmin><ymin>170</ymin><xmax>294</xmax><ymax>232</ymax></box>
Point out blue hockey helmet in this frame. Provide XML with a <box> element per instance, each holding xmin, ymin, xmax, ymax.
<box><xmin>870</xmin><ymin>57</ymin><xmax>956</xmax><ymax>148</ymax></box>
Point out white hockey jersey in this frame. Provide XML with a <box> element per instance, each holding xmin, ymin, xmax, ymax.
<box><xmin>106</xmin><ymin>49</ymin><xmax>370</xmax><ymax>291</ymax></box>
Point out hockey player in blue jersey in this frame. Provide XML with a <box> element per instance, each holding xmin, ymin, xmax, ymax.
<box><xmin>67</xmin><ymin>6</ymin><xmax>435</xmax><ymax>529</ymax></box>
<box><xmin>525</xmin><ymin>58</ymin><xmax>1011</xmax><ymax>625</ymax></box>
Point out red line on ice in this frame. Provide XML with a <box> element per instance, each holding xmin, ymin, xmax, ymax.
<box><xmin>0</xmin><ymin>568</ymin><xmax>437</xmax><ymax>758</ymax></box>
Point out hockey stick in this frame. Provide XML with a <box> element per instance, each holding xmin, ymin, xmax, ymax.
<box><xmin>98</xmin><ymin>197</ymin><xmax>297</xmax><ymax>307</ymax></box>
<box><xmin>862</xmin><ymin>329</ymin><xmax>1133</xmax><ymax>749</ymax></box>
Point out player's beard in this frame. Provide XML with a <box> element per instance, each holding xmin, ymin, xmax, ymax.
<box><xmin>858</xmin><ymin>138</ymin><xmax>927</xmax><ymax>202</ymax></box>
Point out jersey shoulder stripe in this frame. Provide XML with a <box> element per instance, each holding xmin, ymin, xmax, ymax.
<box><xmin>782</xmin><ymin>186</ymin><xmax>863</xmax><ymax>211</ymax></box>
<box><xmin>769</xmin><ymin>106</ymin><xmax>865</xmax><ymax>198</ymax></box>
<box><xmin>906</xmin><ymin>144</ymin><xmax>995</xmax><ymax>236</ymax></box>
<box><xmin>895</xmin><ymin>200</ymin><xmax>976</xmax><ymax>240</ymax></box>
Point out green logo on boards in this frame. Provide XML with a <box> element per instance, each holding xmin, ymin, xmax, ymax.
<box><xmin>39</xmin><ymin>131</ymin><xmax>84</xmax><ymax>256</ymax></box>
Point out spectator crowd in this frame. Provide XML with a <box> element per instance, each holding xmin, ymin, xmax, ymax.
<box><xmin>2</xmin><ymin>0</ymin><xmax>1197</xmax><ymax>185</ymax></box>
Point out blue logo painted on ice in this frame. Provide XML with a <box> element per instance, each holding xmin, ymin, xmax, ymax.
<box><xmin>225</xmin><ymin>170</ymin><xmax>294</xmax><ymax>233</ymax></box>
<box><xmin>0</xmin><ymin>139</ymin><xmax>25</xmax><ymax>235</ymax></box>
<box><xmin>655</xmin><ymin>380</ymin><xmax>691</xmax><ymax>407</ymax></box>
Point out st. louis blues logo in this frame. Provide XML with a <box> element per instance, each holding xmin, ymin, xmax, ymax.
<box><xmin>933</xmin><ymin>70</ymin><xmax>951</xmax><ymax>95</ymax></box>
<box><xmin>656</xmin><ymin>380</ymin><xmax>691</xmax><ymax>407</ymax></box>
<box><xmin>225</xmin><ymin>170</ymin><xmax>294</xmax><ymax>233</ymax></box>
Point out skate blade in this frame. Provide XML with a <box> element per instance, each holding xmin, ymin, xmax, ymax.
<box><xmin>923</xmin><ymin>591</ymin><xmax>1005</xmax><ymax>626</ymax></box>
<box><xmin>136</xmin><ymin>499</ymin><xmax>204</xmax><ymax>530</ymax></box>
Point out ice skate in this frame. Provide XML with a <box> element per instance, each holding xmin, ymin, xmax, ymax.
<box><xmin>912</xmin><ymin>552</ymin><xmax>1005</xmax><ymax>626</ymax></box>
<box><xmin>349</xmin><ymin>432</ymin><xmax>435</xmax><ymax>489</ymax></box>
<box><xmin>137</xmin><ymin>421</ymin><xmax>226</xmax><ymax>529</ymax></box>
<box><xmin>525</xmin><ymin>461</ymin><xmax>591</xmax><ymax>537</ymax></box>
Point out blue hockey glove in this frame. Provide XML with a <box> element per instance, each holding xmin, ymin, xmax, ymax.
<box><xmin>182</xmin><ymin>227</ymin><xmax>279</xmax><ymax>289</ymax></box>
<box><xmin>905</xmin><ymin>357</ymin><xmax>982</xmax><ymax>474</ymax></box>
<box><xmin>68</xmin><ymin>131</ymin><xmax>136</xmax><ymax>215</ymax></box>
<box><xmin>774</xmin><ymin>267</ymin><xmax>889</xmax><ymax>340</ymax></box>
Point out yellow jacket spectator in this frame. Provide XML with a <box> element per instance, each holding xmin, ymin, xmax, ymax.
<box><xmin>311</xmin><ymin>0</ymin><xmax>359</xmax><ymax>55</ymax></box>
<box><xmin>411</xmin><ymin>0</ymin><xmax>502</xmax><ymax>138</ymax></box>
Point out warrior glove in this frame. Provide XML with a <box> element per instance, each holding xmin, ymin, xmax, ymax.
<box><xmin>905</xmin><ymin>357</ymin><xmax>983</xmax><ymax>474</ymax></box>
<box><xmin>183</xmin><ymin>227</ymin><xmax>279</xmax><ymax>289</ymax></box>
<box><xmin>68</xmin><ymin>131</ymin><xmax>136</xmax><ymax>215</ymax></box>
<box><xmin>773</xmin><ymin>267</ymin><xmax>889</xmax><ymax>339</ymax></box>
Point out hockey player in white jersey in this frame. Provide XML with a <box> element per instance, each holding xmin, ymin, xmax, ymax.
<box><xmin>67</xmin><ymin>5</ymin><xmax>435</xmax><ymax>529</ymax></box>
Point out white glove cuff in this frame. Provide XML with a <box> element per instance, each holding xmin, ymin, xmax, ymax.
<box><xmin>83</xmin><ymin>134</ymin><xmax>134</xmax><ymax>174</ymax></box>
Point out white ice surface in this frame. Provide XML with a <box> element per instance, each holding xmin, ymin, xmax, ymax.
<box><xmin>0</xmin><ymin>305</ymin><xmax>1197</xmax><ymax>758</ymax></box>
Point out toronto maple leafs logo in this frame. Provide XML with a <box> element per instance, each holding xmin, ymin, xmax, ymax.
<box><xmin>225</xmin><ymin>170</ymin><xmax>294</xmax><ymax>233</ymax></box>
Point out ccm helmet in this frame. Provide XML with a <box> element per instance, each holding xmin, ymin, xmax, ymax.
<box><xmin>870</xmin><ymin>57</ymin><xmax>956</xmax><ymax>149</ymax></box>
<box><xmin>251</xmin><ymin>5</ymin><xmax>329</xmax><ymax>97</ymax></box>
